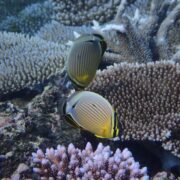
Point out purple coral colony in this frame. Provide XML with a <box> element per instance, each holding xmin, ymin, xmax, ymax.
<box><xmin>0</xmin><ymin>0</ymin><xmax>179</xmax><ymax>179</ymax></box>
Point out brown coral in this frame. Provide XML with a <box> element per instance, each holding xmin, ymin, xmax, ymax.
<box><xmin>87</xmin><ymin>61</ymin><xmax>180</xmax><ymax>157</ymax></box>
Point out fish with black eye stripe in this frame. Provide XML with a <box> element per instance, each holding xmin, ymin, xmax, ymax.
<box><xmin>58</xmin><ymin>34</ymin><xmax>119</xmax><ymax>139</ymax></box>
<box><xmin>62</xmin><ymin>91</ymin><xmax>119</xmax><ymax>139</ymax></box>
<box><xmin>66</xmin><ymin>33</ymin><xmax>107</xmax><ymax>89</ymax></box>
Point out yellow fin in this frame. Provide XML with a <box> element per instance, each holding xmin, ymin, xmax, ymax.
<box><xmin>77</xmin><ymin>74</ymin><xmax>89</xmax><ymax>82</ymax></box>
<box><xmin>95</xmin><ymin>134</ymin><xmax>107</xmax><ymax>138</ymax></box>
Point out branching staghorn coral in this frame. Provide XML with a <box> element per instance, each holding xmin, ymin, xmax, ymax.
<box><xmin>32</xmin><ymin>142</ymin><xmax>149</xmax><ymax>179</ymax></box>
<box><xmin>87</xmin><ymin>61</ymin><xmax>180</xmax><ymax>158</ymax></box>
<box><xmin>169</xmin><ymin>19</ymin><xmax>180</xmax><ymax>54</ymax></box>
<box><xmin>94</xmin><ymin>0</ymin><xmax>180</xmax><ymax>63</ymax></box>
<box><xmin>0</xmin><ymin>31</ymin><xmax>66</xmax><ymax>98</ymax></box>
<box><xmin>50</xmin><ymin>0</ymin><xmax>121</xmax><ymax>25</ymax></box>
<box><xmin>156</xmin><ymin>2</ymin><xmax>180</xmax><ymax>60</ymax></box>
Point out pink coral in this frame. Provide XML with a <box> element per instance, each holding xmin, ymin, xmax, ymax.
<box><xmin>32</xmin><ymin>142</ymin><xmax>149</xmax><ymax>179</ymax></box>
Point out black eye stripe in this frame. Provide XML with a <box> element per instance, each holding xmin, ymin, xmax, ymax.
<box><xmin>65</xmin><ymin>114</ymin><xmax>80</xmax><ymax>128</ymax></box>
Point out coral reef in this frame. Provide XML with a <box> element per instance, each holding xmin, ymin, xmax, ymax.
<box><xmin>0</xmin><ymin>1</ymin><xmax>53</xmax><ymax>35</ymax></box>
<box><xmin>36</xmin><ymin>20</ymin><xmax>93</xmax><ymax>44</ymax></box>
<box><xmin>0</xmin><ymin>0</ymin><xmax>179</xmax><ymax>97</ymax></box>
<box><xmin>94</xmin><ymin>0</ymin><xmax>180</xmax><ymax>63</ymax></box>
<box><xmin>50</xmin><ymin>0</ymin><xmax>121</xmax><ymax>25</ymax></box>
<box><xmin>32</xmin><ymin>142</ymin><xmax>149</xmax><ymax>179</ymax></box>
<box><xmin>0</xmin><ymin>31</ymin><xmax>65</xmax><ymax>97</ymax></box>
<box><xmin>15</xmin><ymin>0</ymin><xmax>53</xmax><ymax>35</ymax></box>
<box><xmin>153</xmin><ymin>171</ymin><xmax>180</xmax><ymax>180</ymax></box>
<box><xmin>169</xmin><ymin>19</ymin><xmax>180</xmax><ymax>54</ymax></box>
<box><xmin>0</xmin><ymin>91</ymin><xmax>83</xmax><ymax>178</ymax></box>
<box><xmin>0</xmin><ymin>0</ymin><xmax>180</xmax><ymax>178</ymax></box>
<box><xmin>10</xmin><ymin>163</ymin><xmax>30</xmax><ymax>179</ymax></box>
<box><xmin>0</xmin><ymin>0</ymin><xmax>44</xmax><ymax>22</ymax></box>
<box><xmin>87</xmin><ymin>61</ymin><xmax>180</xmax><ymax>158</ymax></box>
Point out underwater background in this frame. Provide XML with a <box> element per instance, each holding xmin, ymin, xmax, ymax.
<box><xmin>0</xmin><ymin>0</ymin><xmax>180</xmax><ymax>179</ymax></box>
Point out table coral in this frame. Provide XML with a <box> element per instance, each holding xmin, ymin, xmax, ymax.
<box><xmin>87</xmin><ymin>60</ymin><xmax>180</xmax><ymax>158</ymax></box>
<box><xmin>50</xmin><ymin>0</ymin><xmax>120</xmax><ymax>25</ymax></box>
<box><xmin>0</xmin><ymin>31</ymin><xmax>66</xmax><ymax>97</ymax></box>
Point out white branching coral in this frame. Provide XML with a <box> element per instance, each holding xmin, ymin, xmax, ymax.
<box><xmin>50</xmin><ymin>0</ymin><xmax>120</xmax><ymax>25</ymax></box>
<box><xmin>32</xmin><ymin>142</ymin><xmax>149</xmax><ymax>179</ymax></box>
<box><xmin>0</xmin><ymin>31</ymin><xmax>66</xmax><ymax>97</ymax></box>
<box><xmin>36</xmin><ymin>20</ymin><xmax>93</xmax><ymax>44</ymax></box>
<box><xmin>0</xmin><ymin>1</ymin><xmax>53</xmax><ymax>35</ymax></box>
<box><xmin>87</xmin><ymin>61</ymin><xmax>180</xmax><ymax>158</ymax></box>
